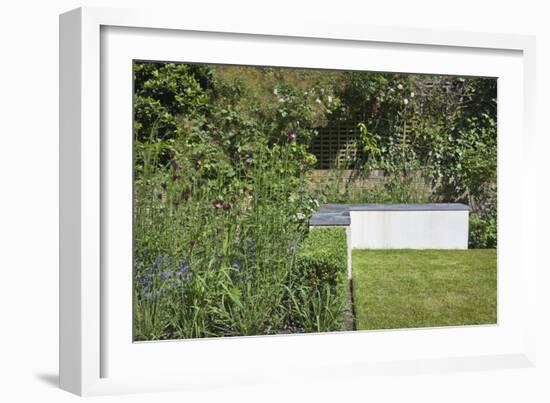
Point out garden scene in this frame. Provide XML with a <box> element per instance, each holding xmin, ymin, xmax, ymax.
<box><xmin>133</xmin><ymin>61</ymin><xmax>497</xmax><ymax>341</ymax></box>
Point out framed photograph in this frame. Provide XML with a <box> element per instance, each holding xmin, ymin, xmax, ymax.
<box><xmin>60</xmin><ymin>6</ymin><xmax>537</xmax><ymax>396</ymax></box>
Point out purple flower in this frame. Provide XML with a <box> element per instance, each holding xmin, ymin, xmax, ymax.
<box><xmin>181</xmin><ymin>189</ymin><xmax>191</xmax><ymax>201</ymax></box>
<box><xmin>286</xmin><ymin>130</ymin><xmax>296</xmax><ymax>142</ymax></box>
<box><xmin>189</xmin><ymin>239</ymin><xmax>197</xmax><ymax>248</ymax></box>
<box><xmin>222</xmin><ymin>202</ymin><xmax>231</xmax><ymax>210</ymax></box>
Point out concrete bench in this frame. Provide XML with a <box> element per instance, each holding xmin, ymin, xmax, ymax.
<box><xmin>310</xmin><ymin>203</ymin><xmax>471</xmax><ymax>278</ymax></box>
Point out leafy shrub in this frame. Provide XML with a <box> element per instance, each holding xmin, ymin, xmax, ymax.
<box><xmin>133</xmin><ymin>62</ymin><xmax>212</xmax><ymax>142</ymax></box>
<box><xmin>294</xmin><ymin>227</ymin><xmax>347</xmax><ymax>288</ymax></box>
<box><xmin>469</xmin><ymin>213</ymin><xmax>497</xmax><ymax>249</ymax></box>
<box><xmin>287</xmin><ymin>228</ymin><xmax>348</xmax><ymax>332</ymax></box>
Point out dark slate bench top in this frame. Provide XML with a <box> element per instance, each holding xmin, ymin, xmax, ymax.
<box><xmin>309</xmin><ymin>212</ymin><xmax>351</xmax><ymax>226</ymax></box>
<box><xmin>309</xmin><ymin>203</ymin><xmax>470</xmax><ymax>226</ymax></box>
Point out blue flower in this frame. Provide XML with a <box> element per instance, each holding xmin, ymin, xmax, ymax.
<box><xmin>243</xmin><ymin>239</ymin><xmax>256</xmax><ymax>268</ymax></box>
<box><xmin>151</xmin><ymin>254</ymin><xmax>167</xmax><ymax>274</ymax></box>
<box><xmin>177</xmin><ymin>259</ymin><xmax>192</xmax><ymax>283</ymax></box>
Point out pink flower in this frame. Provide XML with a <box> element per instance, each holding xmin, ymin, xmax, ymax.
<box><xmin>212</xmin><ymin>199</ymin><xmax>224</xmax><ymax>209</ymax></box>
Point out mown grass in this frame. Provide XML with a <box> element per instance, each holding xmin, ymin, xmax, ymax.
<box><xmin>352</xmin><ymin>249</ymin><xmax>497</xmax><ymax>330</ymax></box>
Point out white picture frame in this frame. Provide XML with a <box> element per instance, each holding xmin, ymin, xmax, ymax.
<box><xmin>59</xmin><ymin>6</ymin><xmax>537</xmax><ymax>396</ymax></box>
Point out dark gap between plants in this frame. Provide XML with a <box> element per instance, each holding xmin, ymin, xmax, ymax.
<box><xmin>345</xmin><ymin>278</ymin><xmax>357</xmax><ymax>331</ymax></box>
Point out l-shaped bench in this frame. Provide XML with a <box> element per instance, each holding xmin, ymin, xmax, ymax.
<box><xmin>309</xmin><ymin>203</ymin><xmax>471</xmax><ymax>278</ymax></box>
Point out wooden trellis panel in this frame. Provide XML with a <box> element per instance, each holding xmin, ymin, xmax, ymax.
<box><xmin>310</xmin><ymin>123</ymin><xmax>360</xmax><ymax>169</ymax></box>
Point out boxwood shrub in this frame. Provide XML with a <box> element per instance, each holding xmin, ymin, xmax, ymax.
<box><xmin>286</xmin><ymin>227</ymin><xmax>349</xmax><ymax>333</ymax></box>
<box><xmin>294</xmin><ymin>227</ymin><xmax>348</xmax><ymax>288</ymax></box>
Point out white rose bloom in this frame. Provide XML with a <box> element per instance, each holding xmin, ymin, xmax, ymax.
<box><xmin>273</xmin><ymin>88</ymin><xmax>278</xmax><ymax>95</ymax></box>
<box><xmin>279</xmin><ymin>98</ymin><xmax>285</xmax><ymax>103</ymax></box>
<box><xmin>328</xmin><ymin>95</ymin><xmax>333</xmax><ymax>103</ymax></box>
<box><xmin>403</xmin><ymin>98</ymin><xmax>409</xmax><ymax>105</ymax></box>
<box><xmin>410</xmin><ymin>92</ymin><xmax>415</xmax><ymax>98</ymax></box>
<box><xmin>397</xmin><ymin>83</ymin><xmax>403</xmax><ymax>90</ymax></box>
<box><xmin>315</xmin><ymin>98</ymin><xmax>322</xmax><ymax>104</ymax></box>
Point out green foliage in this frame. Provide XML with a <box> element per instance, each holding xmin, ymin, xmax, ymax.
<box><xmin>469</xmin><ymin>213</ymin><xmax>497</xmax><ymax>249</ymax></box>
<box><xmin>285</xmin><ymin>283</ymin><xmax>347</xmax><ymax>334</ymax></box>
<box><xmin>294</xmin><ymin>228</ymin><xmax>347</xmax><ymax>289</ymax></box>
<box><xmin>331</xmin><ymin>73</ymin><xmax>496</xmax><ymax>214</ymax></box>
<box><xmin>133</xmin><ymin>121</ymin><xmax>326</xmax><ymax>340</ymax></box>
<box><xmin>314</xmin><ymin>162</ymin><xmax>433</xmax><ymax>205</ymax></box>
<box><xmin>133</xmin><ymin>62</ymin><xmax>212</xmax><ymax>142</ymax></box>
<box><xmin>357</xmin><ymin>122</ymin><xmax>381</xmax><ymax>161</ymax></box>
<box><xmin>288</xmin><ymin>227</ymin><xmax>349</xmax><ymax>332</ymax></box>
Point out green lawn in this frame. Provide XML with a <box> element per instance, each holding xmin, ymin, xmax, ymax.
<box><xmin>352</xmin><ymin>249</ymin><xmax>497</xmax><ymax>330</ymax></box>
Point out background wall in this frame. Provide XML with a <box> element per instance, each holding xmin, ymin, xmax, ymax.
<box><xmin>0</xmin><ymin>1</ymin><xmax>548</xmax><ymax>402</ymax></box>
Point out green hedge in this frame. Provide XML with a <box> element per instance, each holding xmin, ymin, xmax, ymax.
<box><xmin>294</xmin><ymin>227</ymin><xmax>348</xmax><ymax>288</ymax></box>
<box><xmin>285</xmin><ymin>227</ymin><xmax>349</xmax><ymax>333</ymax></box>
